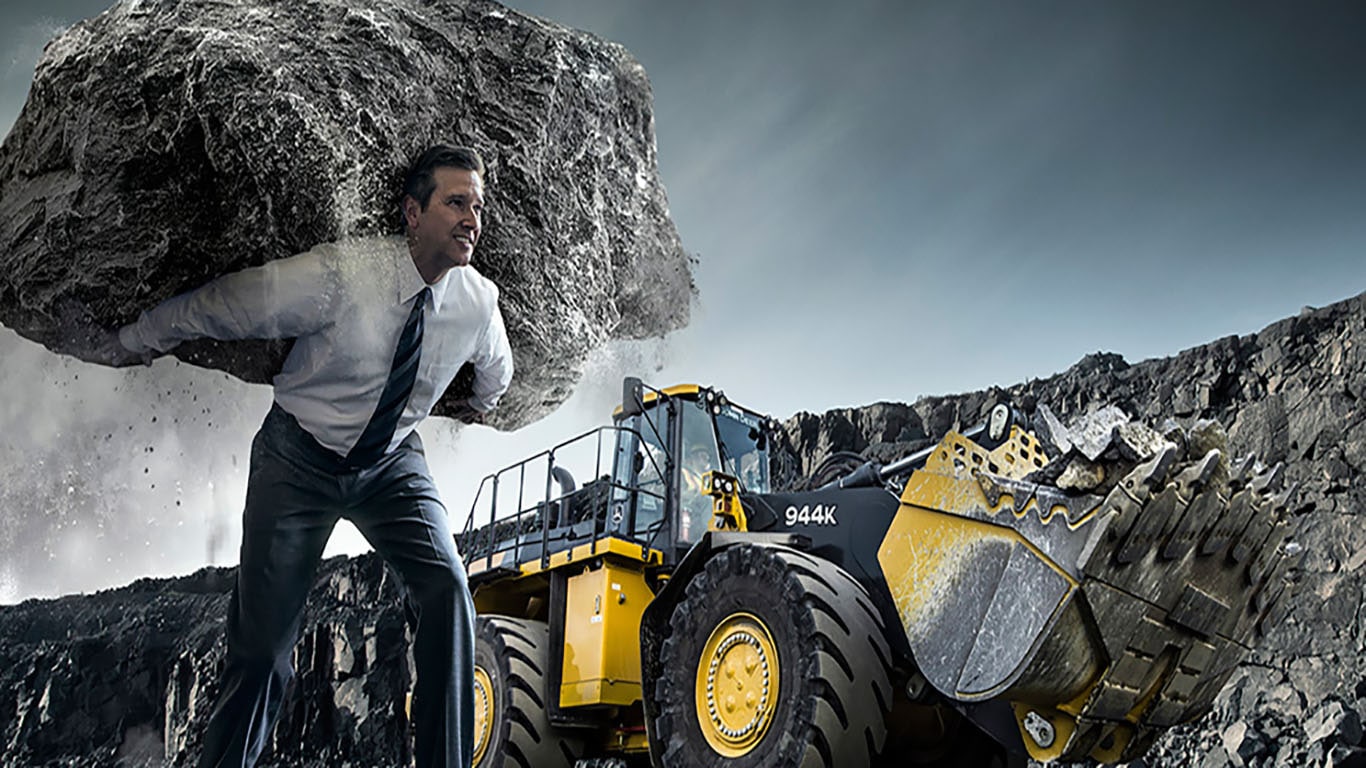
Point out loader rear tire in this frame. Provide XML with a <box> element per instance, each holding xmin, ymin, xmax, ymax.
<box><xmin>653</xmin><ymin>544</ymin><xmax>892</xmax><ymax>768</ymax></box>
<box><xmin>473</xmin><ymin>616</ymin><xmax>583</xmax><ymax>768</ymax></box>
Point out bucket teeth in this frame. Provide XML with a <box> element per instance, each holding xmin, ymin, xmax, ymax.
<box><xmin>1249</xmin><ymin>462</ymin><xmax>1285</xmax><ymax>495</ymax></box>
<box><xmin>1107</xmin><ymin>446</ymin><xmax>1180</xmax><ymax>564</ymax></box>
<box><xmin>895</xmin><ymin>411</ymin><xmax>1302</xmax><ymax>765</ymax></box>
<box><xmin>1116</xmin><ymin>484</ymin><xmax>1182</xmax><ymax>565</ymax></box>
<box><xmin>1161</xmin><ymin>488</ymin><xmax>1223</xmax><ymax>561</ymax></box>
<box><xmin>1054</xmin><ymin>418</ymin><xmax>1302</xmax><ymax>763</ymax></box>
<box><xmin>1269</xmin><ymin>482</ymin><xmax>1298</xmax><ymax>515</ymax></box>
<box><xmin>1228</xmin><ymin>453</ymin><xmax>1258</xmax><ymax>487</ymax></box>
<box><xmin>1122</xmin><ymin>445</ymin><xmax>1179</xmax><ymax>501</ymax></box>
<box><xmin>1173</xmin><ymin>450</ymin><xmax>1221</xmax><ymax>502</ymax></box>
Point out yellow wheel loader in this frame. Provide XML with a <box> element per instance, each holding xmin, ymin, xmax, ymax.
<box><xmin>455</xmin><ymin>379</ymin><xmax>1299</xmax><ymax>767</ymax></box>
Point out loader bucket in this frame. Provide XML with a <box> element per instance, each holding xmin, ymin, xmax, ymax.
<box><xmin>878</xmin><ymin>426</ymin><xmax>1297</xmax><ymax>763</ymax></box>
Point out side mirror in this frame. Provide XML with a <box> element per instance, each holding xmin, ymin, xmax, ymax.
<box><xmin>621</xmin><ymin>376</ymin><xmax>645</xmax><ymax>418</ymax></box>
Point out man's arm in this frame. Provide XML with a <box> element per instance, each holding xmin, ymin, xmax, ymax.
<box><xmin>115</xmin><ymin>250</ymin><xmax>333</xmax><ymax>358</ymax></box>
<box><xmin>459</xmin><ymin>293</ymin><xmax>514</xmax><ymax>422</ymax></box>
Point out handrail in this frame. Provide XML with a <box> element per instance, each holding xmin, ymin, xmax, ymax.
<box><xmin>458</xmin><ymin>424</ymin><xmax>669</xmax><ymax>573</ymax></box>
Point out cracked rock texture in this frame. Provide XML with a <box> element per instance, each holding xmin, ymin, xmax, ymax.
<box><xmin>0</xmin><ymin>0</ymin><xmax>690</xmax><ymax>430</ymax></box>
<box><xmin>2</xmin><ymin>292</ymin><xmax>1363</xmax><ymax>765</ymax></box>
<box><xmin>0</xmin><ymin>555</ymin><xmax>413</xmax><ymax>767</ymax></box>
<box><xmin>778</xmin><ymin>291</ymin><xmax>1366</xmax><ymax>767</ymax></box>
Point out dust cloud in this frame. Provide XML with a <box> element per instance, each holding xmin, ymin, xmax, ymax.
<box><xmin>0</xmin><ymin>324</ymin><xmax>676</xmax><ymax>605</ymax></box>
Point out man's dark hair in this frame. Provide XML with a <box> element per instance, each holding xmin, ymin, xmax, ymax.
<box><xmin>402</xmin><ymin>145</ymin><xmax>486</xmax><ymax>211</ymax></box>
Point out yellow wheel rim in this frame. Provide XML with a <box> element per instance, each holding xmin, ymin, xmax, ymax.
<box><xmin>472</xmin><ymin>666</ymin><xmax>494</xmax><ymax>766</ymax></box>
<box><xmin>694</xmin><ymin>612</ymin><xmax>780</xmax><ymax>757</ymax></box>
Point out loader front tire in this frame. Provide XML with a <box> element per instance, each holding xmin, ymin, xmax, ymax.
<box><xmin>653</xmin><ymin>544</ymin><xmax>892</xmax><ymax>768</ymax></box>
<box><xmin>473</xmin><ymin>616</ymin><xmax>582</xmax><ymax>768</ymax></box>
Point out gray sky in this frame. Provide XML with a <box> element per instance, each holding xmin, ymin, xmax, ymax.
<box><xmin>2</xmin><ymin>0</ymin><xmax>1365</xmax><ymax>602</ymax></box>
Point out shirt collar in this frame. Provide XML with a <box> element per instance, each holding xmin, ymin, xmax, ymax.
<box><xmin>393</xmin><ymin>242</ymin><xmax>451</xmax><ymax>309</ymax></box>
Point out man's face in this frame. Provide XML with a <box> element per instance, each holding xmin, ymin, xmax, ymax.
<box><xmin>405</xmin><ymin>166</ymin><xmax>484</xmax><ymax>269</ymax></box>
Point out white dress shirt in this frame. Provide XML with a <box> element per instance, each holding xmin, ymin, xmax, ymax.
<box><xmin>120</xmin><ymin>235</ymin><xmax>514</xmax><ymax>457</ymax></box>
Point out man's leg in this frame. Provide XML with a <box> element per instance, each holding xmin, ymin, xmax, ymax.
<box><xmin>348</xmin><ymin>433</ymin><xmax>474</xmax><ymax>768</ymax></box>
<box><xmin>200</xmin><ymin>410</ymin><xmax>341</xmax><ymax>768</ymax></box>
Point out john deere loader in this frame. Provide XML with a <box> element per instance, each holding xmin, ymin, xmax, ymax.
<box><xmin>455</xmin><ymin>379</ymin><xmax>1299</xmax><ymax>767</ymax></box>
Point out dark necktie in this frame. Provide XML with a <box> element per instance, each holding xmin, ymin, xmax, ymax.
<box><xmin>347</xmin><ymin>286</ymin><xmax>429</xmax><ymax>467</ymax></box>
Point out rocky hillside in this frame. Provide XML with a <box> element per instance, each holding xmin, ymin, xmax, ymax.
<box><xmin>780</xmin><ymin>290</ymin><xmax>1365</xmax><ymax>767</ymax></box>
<box><xmin>0</xmin><ymin>555</ymin><xmax>411</xmax><ymax>767</ymax></box>
<box><xmin>1</xmin><ymin>291</ymin><xmax>1362</xmax><ymax>767</ymax></box>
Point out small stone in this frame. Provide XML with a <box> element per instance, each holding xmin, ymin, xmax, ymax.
<box><xmin>1198</xmin><ymin>749</ymin><xmax>1234</xmax><ymax>768</ymax></box>
<box><xmin>1174</xmin><ymin>385</ymin><xmax>1200</xmax><ymax>416</ymax></box>
<box><xmin>1306</xmin><ymin>700</ymin><xmax>1364</xmax><ymax>747</ymax></box>
<box><xmin>1328</xmin><ymin>743</ymin><xmax>1366</xmax><ymax>766</ymax></box>
<box><xmin>1236</xmin><ymin>727</ymin><xmax>1265</xmax><ymax>763</ymax></box>
<box><xmin>333</xmin><ymin>634</ymin><xmax>354</xmax><ymax>678</ymax></box>
<box><xmin>1267</xmin><ymin>682</ymin><xmax>1308</xmax><ymax>720</ymax></box>
<box><xmin>1056</xmin><ymin>455</ymin><xmax>1107</xmax><ymax>492</ymax></box>
<box><xmin>334</xmin><ymin>677</ymin><xmax>369</xmax><ymax>722</ymax></box>
<box><xmin>1069</xmin><ymin>405</ymin><xmax>1132</xmax><ymax>461</ymax></box>
<box><xmin>1159</xmin><ymin>418</ymin><xmax>1190</xmax><ymax>458</ymax></box>
<box><xmin>1189</xmin><ymin>419</ymin><xmax>1230</xmax><ymax>462</ymax></box>
<box><xmin>1223</xmin><ymin>721</ymin><xmax>1249</xmax><ymax>766</ymax></box>
<box><xmin>1113</xmin><ymin>421</ymin><xmax>1177</xmax><ymax>462</ymax></box>
<box><xmin>1343</xmin><ymin>710</ymin><xmax>1365</xmax><ymax>748</ymax></box>
<box><xmin>1033</xmin><ymin>403</ymin><xmax>1074</xmax><ymax>456</ymax></box>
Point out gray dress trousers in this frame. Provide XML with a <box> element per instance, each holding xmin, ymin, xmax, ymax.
<box><xmin>198</xmin><ymin>403</ymin><xmax>475</xmax><ymax>768</ymax></box>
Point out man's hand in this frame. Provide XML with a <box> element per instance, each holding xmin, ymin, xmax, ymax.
<box><xmin>91</xmin><ymin>328</ymin><xmax>156</xmax><ymax>367</ymax></box>
<box><xmin>448</xmin><ymin>400</ymin><xmax>487</xmax><ymax>425</ymax></box>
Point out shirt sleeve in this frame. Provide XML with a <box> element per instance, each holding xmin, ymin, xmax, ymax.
<box><xmin>118</xmin><ymin>250</ymin><xmax>333</xmax><ymax>354</ymax></box>
<box><xmin>468</xmin><ymin>287</ymin><xmax>515</xmax><ymax>413</ymax></box>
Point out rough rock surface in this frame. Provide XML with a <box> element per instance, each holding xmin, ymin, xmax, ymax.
<box><xmin>0</xmin><ymin>0</ymin><xmax>690</xmax><ymax>430</ymax></box>
<box><xmin>3</xmin><ymin>290</ymin><xmax>1363</xmax><ymax>766</ymax></box>
<box><xmin>777</xmin><ymin>291</ymin><xmax>1366</xmax><ymax>767</ymax></box>
<box><xmin>0</xmin><ymin>555</ymin><xmax>413</xmax><ymax>767</ymax></box>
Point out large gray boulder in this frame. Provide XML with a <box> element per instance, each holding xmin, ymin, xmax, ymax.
<box><xmin>0</xmin><ymin>0</ymin><xmax>691</xmax><ymax>430</ymax></box>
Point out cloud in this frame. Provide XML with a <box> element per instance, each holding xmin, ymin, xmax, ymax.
<box><xmin>0</xmin><ymin>328</ymin><xmax>268</xmax><ymax>601</ymax></box>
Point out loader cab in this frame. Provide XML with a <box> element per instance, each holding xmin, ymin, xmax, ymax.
<box><xmin>458</xmin><ymin>380</ymin><xmax>777</xmax><ymax>584</ymax></box>
<box><xmin>456</xmin><ymin>383</ymin><xmax>781</xmax><ymax>765</ymax></box>
<box><xmin>611</xmin><ymin>382</ymin><xmax>775</xmax><ymax>555</ymax></box>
